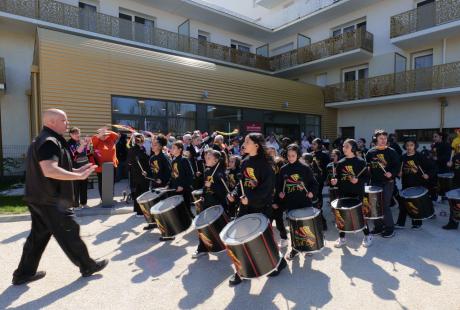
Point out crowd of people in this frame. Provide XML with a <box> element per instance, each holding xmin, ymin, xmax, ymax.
<box><xmin>11</xmin><ymin>108</ymin><xmax>460</xmax><ymax>287</ymax></box>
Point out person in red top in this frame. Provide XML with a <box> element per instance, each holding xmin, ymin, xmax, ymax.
<box><xmin>91</xmin><ymin>127</ymin><xmax>119</xmax><ymax>198</ymax></box>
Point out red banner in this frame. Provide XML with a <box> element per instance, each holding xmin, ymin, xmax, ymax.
<box><xmin>245</xmin><ymin>122</ymin><xmax>262</xmax><ymax>132</ymax></box>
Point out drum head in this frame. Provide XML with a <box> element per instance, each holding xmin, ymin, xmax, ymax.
<box><xmin>438</xmin><ymin>173</ymin><xmax>454</xmax><ymax>179</ymax></box>
<box><xmin>400</xmin><ymin>187</ymin><xmax>428</xmax><ymax>199</ymax></box>
<box><xmin>136</xmin><ymin>191</ymin><xmax>160</xmax><ymax>204</ymax></box>
<box><xmin>365</xmin><ymin>186</ymin><xmax>383</xmax><ymax>193</ymax></box>
<box><xmin>192</xmin><ymin>189</ymin><xmax>203</xmax><ymax>195</ymax></box>
<box><xmin>220</xmin><ymin>213</ymin><xmax>268</xmax><ymax>246</ymax></box>
<box><xmin>150</xmin><ymin>195</ymin><xmax>184</xmax><ymax>214</ymax></box>
<box><xmin>288</xmin><ymin>207</ymin><xmax>320</xmax><ymax>220</ymax></box>
<box><xmin>194</xmin><ymin>205</ymin><xmax>224</xmax><ymax>229</ymax></box>
<box><xmin>331</xmin><ymin>198</ymin><xmax>361</xmax><ymax>209</ymax></box>
<box><xmin>446</xmin><ymin>188</ymin><xmax>460</xmax><ymax>200</ymax></box>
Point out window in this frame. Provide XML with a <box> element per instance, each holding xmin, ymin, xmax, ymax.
<box><xmin>271</xmin><ymin>42</ymin><xmax>294</xmax><ymax>56</ymax></box>
<box><xmin>207</xmin><ymin>105</ymin><xmax>242</xmax><ymax>121</ymax></box>
<box><xmin>304</xmin><ymin>115</ymin><xmax>321</xmax><ymax>138</ymax></box>
<box><xmin>198</xmin><ymin>30</ymin><xmax>209</xmax><ymax>42</ymax></box>
<box><xmin>332</xmin><ymin>19</ymin><xmax>366</xmax><ymax>36</ymax></box>
<box><xmin>79</xmin><ymin>2</ymin><xmax>97</xmax><ymax>31</ymax></box>
<box><xmin>396</xmin><ymin>128</ymin><xmax>456</xmax><ymax>143</ymax></box>
<box><xmin>412</xmin><ymin>50</ymin><xmax>433</xmax><ymax>69</ymax></box>
<box><xmin>118</xmin><ymin>9</ymin><xmax>155</xmax><ymax>41</ymax></box>
<box><xmin>343</xmin><ymin>65</ymin><xmax>368</xmax><ymax>82</ymax></box>
<box><xmin>394</xmin><ymin>53</ymin><xmax>407</xmax><ymax>73</ymax></box>
<box><xmin>231</xmin><ymin>40</ymin><xmax>251</xmax><ymax>53</ymax></box>
<box><xmin>168</xmin><ymin>102</ymin><xmax>196</xmax><ymax>118</ymax></box>
<box><xmin>297</xmin><ymin>34</ymin><xmax>311</xmax><ymax>49</ymax></box>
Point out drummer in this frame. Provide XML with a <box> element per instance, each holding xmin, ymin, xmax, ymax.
<box><xmin>227</xmin><ymin>133</ymin><xmax>287</xmax><ymax>286</ymax></box>
<box><xmin>275</xmin><ymin>144</ymin><xmax>319</xmax><ymax>260</ymax></box>
<box><xmin>311</xmin><ymin>138</ymin><xmax>330</xmax><ymax>230</ymax></box>
<box><xmin>192</xmin><ymin>149</ymin><xmax>229</xmax><ymax>259</ymax></box>
<box><xmin>226</xmin><ymin>155</ymin><xmax>241</xmax><ymax>218</ymax></box>
<box><xmin>148</xmin><ymin>134</ymin><xmax>172</xmax><ymax>189</ymax></box>
<box><xmin>395</xmin><ymin>136</ymin><xmax>434</xmax><ymax>230</ymax></box>
<box><xmin>127</xmin><ymin>133</ymin><xmax>150</xmax><ymax>217</ymax></box>
<box><xmin>165</xmin><ymin>140</ymin><xmax>194</xmax><ymax>241</ymax></box>
<box><xmin>330</xmin><ymin>139</ymin><xmax>372</xmax><ymax>248</ymax></box>
<box><xmin>365</xmin><ymin>129</ymin><xmax>400</xmax><ymax>238</ymax></box>
<box><xmin>326</xmin><ymin>149</ymin><xmax>342</xmax><ymax>200</ymax></box>
<box><xmin>189</xmin><ymin>132</ymin><xmax>205</xmax><ymax>189</ymax></box>
<box><xmin>271</xmin><ymin>155</ymin><xmax>289</xmax><ymax>250</ymax></box>
<box><xmin>443</xmin><ymin>142</ymin><xmax>460</xmax><ymax>230</ymax></box>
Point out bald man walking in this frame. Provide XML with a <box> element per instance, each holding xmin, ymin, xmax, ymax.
<box><xmin>12</xmin><ymin>109</ymin><xmax>108</xmax><ymax>285</ymax></box>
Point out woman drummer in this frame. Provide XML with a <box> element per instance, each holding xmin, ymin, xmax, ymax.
<box><xmin>395</xmin><ymin>136</ymin><xmax>434</xmax><ymax>230</ymax></box>
<box><xmin>443</xmin><ymin>139</ymin><xmax>460</xmax><ymax>230</ymax></box>
<box><xmin>226</xmin><ymin>133</ymin><xmax>287</xmax><ymax>286</ymax></box>
<box><xmin>226</xmin><ymin>154</ymin><xmax>241</xmax><ymax>218</ymax></box>
<box><xmin>330</xmin><ymin>139</ymin><xmax>372</xmax><ymax>248</ymax></box>
<box><xmin>274</xmin><ymin>144</ymin><xmax>318</xmax><ymax>260</ymax></box>
<box><xmin>192</xmin><ymin>149</ymin><xmax>229</xmax><ymax>259</ymax></box>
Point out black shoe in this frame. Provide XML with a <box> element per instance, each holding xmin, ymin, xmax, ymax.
<box><xmin>370</xmin><ymin>228</ymin><xmax>384</xmax><ymax>235</ymax></box>
<box><xmin>143</xmin><ymin>223</ymin><xmax>157</xmax><ymax>230</ymax></box>
<box><xmin>411</xmin><ymin>225</ymin><xmax>422</xmax><ymax>230</ymax></box>
<box><xmin>442</xmin><ymin>221</ymin><xmax>459</xmax><ymax>230</ymax></box>
<box><xmin>286</xmin><ymin>249</ymin><xmax>299</xmax><ymax>261</ymax></box>
<box><xmin>159</xmin><ymin>236</ymin><xmax>175</xmax><ymax>241</ymax></box>
<box><xmin>81</xmin><ymin>259</ymin><xmax>109</xmax><ymax>277</ymax></box>
<box><xmin>382</xmin><ymin>230</ymin><xmax>395</xmax><ymax>238</ymax></box>
<box><xmin>12</xmin><ymin>271</ymin><xmax>46</xmax><ymax>285</ymax></box>
<box><xmin>268</xmin><ymin>258</ymin><xmax>287</xmax><ymax>277</ymax></box>
<box><xmin>229</xmin><ymin>273</ymin><xmax>242</xmax><ymax>286</ymax></box>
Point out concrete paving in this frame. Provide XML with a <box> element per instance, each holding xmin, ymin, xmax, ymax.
<box><xmin>0</xmin><ymin>195</ymin><xmax>459</xmax><ymax>309</ymax></box>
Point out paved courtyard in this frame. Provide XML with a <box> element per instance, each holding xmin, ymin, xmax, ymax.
<box><xmin>0</xmin><ymin>194</ymin><xmax>460</xmax><ymax>309</ymax></box>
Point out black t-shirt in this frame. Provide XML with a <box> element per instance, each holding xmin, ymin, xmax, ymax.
<box><xmin>38</xmin><ymin>140</ymin><xmax>60</xmax><ymax>162</ymax></box>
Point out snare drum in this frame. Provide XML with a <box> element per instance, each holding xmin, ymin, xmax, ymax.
<box><xmin>192</xmin><ymin>189</ymin><xmax>204</xmax><ymax>214</ymax></box>
<box><xmin>331</xmin><ymin>198</ymin><xmax>365</xmax><ymax>233</ymax></box>
<box><xmin>193</xmin><ymin>205</ymin><xmax>229</xmax><ymax>253</ymax></box>
<box><xmin>150</xmin><ymin>195</ymin><xmax>193</xmax><ymax>237</ymax></box>
<box><xmin>438</xmin><ymin>173</ymin><xmax>454</xmax><ymax>195</ymax></box>
<box><xmin>287</xmin><ymin>207</ymin><xmax>324</xmax><ymax>253</ymax></box>
<box><xmin>220</xmin><ymin>213</ymin><xmax>281</xmax><ymax>279</ymax></box>
<box><xmin>363</xmin><ymin>186</ymin><xmax>384</xmax><ymax>219</ymax></box>
<box><xmin>136</xmin><ymin>191</ymin><xmax>167</xmax><ymax>224</ymax></box>
<box><xmin>400</xmin><ymin>187</ymin><xmax>434</xmax><ymax>220</ymax></box>
<box><xmin>446</xmin><ymin>189</ymin><xmax>460</xmax><ymax>221</ymax></box>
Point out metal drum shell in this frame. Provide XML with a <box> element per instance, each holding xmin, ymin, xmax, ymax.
<box><xmin>193</xmin><ymin>205</ymin><xmax>229</xmax><ymax>253</ymax></box>
<box><xmin>331</xmin><ymin>198</ymin><xmax>366</xmax><ymax>233</ymax></box>
<box><xmin>437</xmin><ymin>173</ymin><xmax>454</xmax><ymax>195</ymax></box>
<box><xmin>287</xmin><ymin>207</ymin><xmax>324</xmax><ymax>253</ymax></box>
<box><xmin>400</xmin><ymin>187</ymin><xmax>434</xmax><ymax>220</ymax></box>
<box><xmin>446</xmin><ymin>189</ymin><xmax>460</xmax><ymax>221</ymax></box>
<box><xmin>136</xmin><ymin>191</ymin><xmax>166</xmax><ymax>224</ymax></box>
<box><xmin>363</xmin><ymin>186</ymin><xmax>384</xmax><ymax>219</ymax></box>
<box><xmin>150</xmin><ymin>195</ymin><xmax>193</xmax><ymax>237</ymax></box>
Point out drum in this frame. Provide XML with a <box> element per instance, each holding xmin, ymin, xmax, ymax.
<box><xmin>153</xmin><ymin>187</ymin><xmax>176</xmax><ymax>198</ymax></box>
<box><xmin>400</xmin><ymin>187</ymin><xmax>434</xmax><ymax>220</ymax></box>
<box><xmin>363</xmin><ymin>186</ymin><xmax>384</xmax><ymax>219</ymax></box>
<box><xmin>192</xmin><ymin>189</ymin><xmax>204</xmax><ymax>214</ymax></box>
<box><xmin>438</xmin><ymin>173</ymin><xmax>454</xmax><ymax>195</ymax></box>
<box><xmin>331</xmin><ymin>198</ymin><xmax>365</xmax><ymax>233</ymax></box>
<box><xmin>287</xmin><ymin>207</ymin><xmax>324</xmax><ymax>253</ymax></box>
<box><xmin>329</xmin><ymin>187</ymin><xmax>339</xmax><ymax>204</ymax></box>
<box><xmin>136</xmin><ymin>191</ymin><xmax>167</xmax><ymax>224</ymax></box>
<box><xmin>220</xmin><ymin>213</ymin><xmax>281</xmax><ymax>279</ymax></box>
<box><xmin>446</xmin><ymin>189</ymin><xmax>460</xmax><ymax>221</ymax></box>
<box><xmin>193</xmin><ymin>205</ymin><xmax>229</xmax><ymax>253</ymax></box>
<box><xmin>150</xmin><ymin>195</ymin><xmax>193</xmax><ymax>237</ymax></box>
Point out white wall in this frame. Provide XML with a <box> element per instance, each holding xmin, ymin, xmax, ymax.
<box><xmin>0</xmin><ymin>26</ymin><xmax>35</xmax><ymax>147</ymax></box>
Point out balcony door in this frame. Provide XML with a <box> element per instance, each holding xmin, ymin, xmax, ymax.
<box><xmin>412</xmin><ymin>50</ymin><xmax>433</xmax><ymax>91</ymax></box>
<box><xmin>343</xmin><ymin>65</ymin><xmax>368</xmax><ymax>99</ymax></box>
<box><xmin>416</xmin><ymin>0</ymin><xmax>436</xmax><ymax>31</ymax></box>
<box><xmin>79</xmin><ymin>2</ymin><xmax>97</xmax><ymax>32</ymax></box>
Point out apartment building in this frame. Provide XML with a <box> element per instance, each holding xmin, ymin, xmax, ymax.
<box><xmin>0</xmin><ymin>0</ymin><xmax>459</xmax><ymax>159</ymax></box>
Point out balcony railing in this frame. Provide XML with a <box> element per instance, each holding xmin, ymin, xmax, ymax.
<box><xmin>270</xmin><ymin>29</ymin><xmax>373</xmax><ymax>71</ymax></box>
<box><xmin>0</xmin><ymin>0</ymin><xmax>271</xmax><ymax>70</ymax></box>
<box><xmin>390</xmin><ymin>0</ymin><xmax>460</xmax><ymax>38</ymax></box>
<box><xmin>324</xmin><ymin>61</ymin><xmax>460</xmax><ymax>103</ymax></box>
<box><xmin>0</xmin><ymin>57</ymin><xmax>5</xmax><ymax>93</ymax></box>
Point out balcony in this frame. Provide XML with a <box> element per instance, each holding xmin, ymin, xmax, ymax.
<box><xmin>324</xmin><ymin>61</ymin><xmax>460</xmax><ymax>107</ymax></box>
<box><xmin>0</xmin><ymin>0</ymin><xmax>271</xmax><ymax>71</ymax></box>
<box><xmin>271</xmin><ymin>29</ymin><xmax>373</xmax><ymax>74</ymax></box>
<box><xmin>0</xmin><ymin>57</ymin><xmax>5</xmax><ymax>94</ymax></box>
<box><xmin>390</xmin><ymin>0</ymin><xmax>460</xmax><ymax>49</ymax></box>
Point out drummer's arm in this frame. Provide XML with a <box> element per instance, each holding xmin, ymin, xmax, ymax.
<box><xmin>387</xmin><ymin>151</ymin><xmax>400</xmax><ymax>179</ymax></box>
<box><xmin>305</xmin><ymin>166</ymin><xmax>319</xmax><ymax>199</ymax></box>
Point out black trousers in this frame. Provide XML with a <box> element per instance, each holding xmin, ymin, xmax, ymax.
<box><xmin>14</xmin><ymin>203</ymin><xmax>96</xmax><ymax>277</ymax></box>
<box><xmin>270</xmin><ymin>207</ymin><xmax>287</xmax><ymax>239</ymax></box>
<box><xmin>73</xmin><ymin>180</ymin><xmax>88</xmax><ymax>206</ymax></box>
<box><xmin>132</xmin><ymin>181</ymin><xmax>149</xmax><ymax>215</ymax></box>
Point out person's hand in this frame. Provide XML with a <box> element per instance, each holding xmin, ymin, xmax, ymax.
<box><xmin>331</xmin><ymin>178</ymin><xmax>337</xmax><ymax>186</ymax></box>
<box><xmin>176</xmin><ymin>186</ymin><xmax>183</xmax><ymax>192</ymax></box>
<box><xmin>272</xmin><ymin>204</ymin><xmax>279</xmax><ymax>209</ymax></box>
<box><xmin>205</xmin><ymin>181</ymin><xmax>212</xmax><ymax>188</ymax></box>
<box><xmin>384</xmin><ymin>172</ymin><xmax>392</xmax><ymax>179</ymax></box>
<box><xmin>350</xmin><ymin>177</ymin><xmax>358</xmax><ymax>184</ymax></box>
<box><xmin>240</xmin><ymin>196</ymin><xmax>248</xmax><ymax>205</ymax></box>
<box><xmin>155</xmin><ymin>179</ymin><xmax>162</xmax><ymax>184</ymax></box>
<box><xmin>142</xmin><ymin>171</ymin><xmax>147</xmax><ymax>177</ymax></box>
<box><xmin>447</xmin><ymin>161</ymin><xmax>453</xmax><ymax>168</ymax></box>
<box><xmin>227</xmin><ymin>194</ymin><xmax>235</xmax><ymax>202</ymax></box>
<box><xmin>196</xmin><ymin>171</ymin><xmax>202</xmax><ymax>177</ymax></box>
<box><xmin>73</xmin><ymin>163</ymin><xmax>94</xmax><ymax>173</ymax></box>
<box><xmin>76</xmin><ymin>164</ymin><xmax>97</xmax><ymax>180</ymax></box>
<box><xmin>307</xmin><ymin>192</ymin><xmax>314</xmax><ymax>199</ymax></box>
<box><xmin>422</xmin><ymin>174</ymin><xmax>429</xmax><ymax>180</ymax></box>
<box><xmin>279</xmin><ymin>192</ymin><xmax>285</xmax><ymax>199</ymax></box>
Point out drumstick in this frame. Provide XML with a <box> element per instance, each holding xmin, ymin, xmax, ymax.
<box><xmin>377</xmin><ymin>161</ymin><xmax>387</xmax><ymax>174</ymax></box>
<box><xmin>418</xmin><ymin>165</ymin><xmax>426</xmax><ymax>176</ymax></box>
<box><xmin>239</xmin><ymin>180</ymin><xmax>245</xmax><ymax>197</ymax></box>
<box><xmin>356</xmin><ymin>166</ymin><xmax>368</xmax><ymax>178</ymax></box>
<box><xmin>211</xmin><ymin>162</ymin><xmax>220</xmax><ymax>178</ymax></box>
<box><xmin>282</xmin><ymin>175</ymin><xmax>288</xmax><ymax>193</ymax></box>
<box><xmin>136</xmin><ymin>157</ymin><xmax>156</xmax><ymax>181</ymax></box>
<box><xmin>300</xmin><ymin>181</ymin><xmax>309</xmax><ymax>193</ymax></box>
<box><xmin>221</xmin><ymin>178</ymin><xmax>230</xmax><ymax>193</ymax></box>
<box><xmin>332</xmin><ymin>164</ymin><xmax>336</xmax><ymax>178</ymax></box>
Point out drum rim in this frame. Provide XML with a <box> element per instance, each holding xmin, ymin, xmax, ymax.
<box><xmin>287</xmin><ymin>207</ymin><xmax>321</xmax><ymax>220</ymax></box>
<box><xmin>330</xmin><ymin>197</ymin><xmax>363</xmax><ymax>210</ymax></box>
<box><xmin>437</xmin><ymin>173</ymin><xmax>454</xmax><ymax>178</ymax></box>
<box><xmin>365</xmin><ymin>185</ymin><xmax>383</xmax><ymax>193</ymax></box>
<box><xmin>193</xmin><ymin>205</ymin><xmax>225</xmax><ymax>229</ymax></box>
<box><xmin>219</xmin><ymin>213</ymin><xmax>269</xmax><ymax>246</ymax></box>
<box><xmin>336</xmin><ymin>226</ymin><xmax>366</xmax><ymax>233</ymax></box>
<box><xmin>153</xmin><ymin>187</ymin><xmax>176</xmax><ymax>194</ymax></box>
<box><xmin>136</xmin><ymin>191</ymin><xmax>161</xmax><ymax>204</ymax></box>
<box><xmin>400</xmin><ymin>186</ymin><xmax>428</xmax><ymax>199</ymax></box>
<box><xmin>446</xmin><ymin>188</ymin><xmax>460</xmax><ymax>200</ymax></box>
<box><xmin>192</xmin><ymin>189</ymin><xmax>203</xmax><ymax>194</ymax></box>
<box><xmin>150</xmin><ymin>195</ymin><xmax>185</xmax><ymax>214</ymax></box>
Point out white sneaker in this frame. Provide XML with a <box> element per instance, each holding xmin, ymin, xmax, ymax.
<box><xmin>192</xmin><ymin>251</ymin><xmax>208</xmax><ymax>259</ymax></box>
<box><xmin>135</xmin><ymin>214</ymin><xmax>144</xmax><ymax>218</ymax></box>
<box><xmin>334</xmin><ymin>237</ymin><xmax>347</xmax><ymax>248</ymax></box>
<box><xmin>278</xmin><ymin>239</ymin><xmax>289</xmax><ymax>248</ymax></box>
<box><xmin>362</xmin><ymin>235</ymin><xmax>373</xmax><ymax>248</ymax></box>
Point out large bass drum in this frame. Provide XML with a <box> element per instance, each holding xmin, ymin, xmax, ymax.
<box><xmin>331</xmin><ymin>198</ymin><xmax>365</xmax><ymax>233</ymax></box>
<box><xmin>287</xmin><ymin>207</ymin><xmax>324</xmax><ymax>253</ymax></box>
<box><xmin>220</xmin><ymin>213</ymin><xmax>281</xmax><ymax>279</ymax></box>
<box><xmin>150</xmin><ymin>195</ymin><xmax>192</xmax><ymax>237</ymax></box>
<box><xmin>446</xmin><ymin>188</ymin><xmax>460</xmax><ymax>221</ymax></box>
<box><xmin>400</xmin><ymin>187</ymin><xmax>434</xmax><ymax>220</ymax></box>
<box><xmin>193</xmin><ymin>205</ymin><xmax>229</xmax><ymax>253</ymax></box>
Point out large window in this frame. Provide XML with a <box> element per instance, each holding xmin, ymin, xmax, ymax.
<box><xmin>207</xmin><ymin>105</ymin><xmax>242</xmax><ymax>133</ymax></box>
